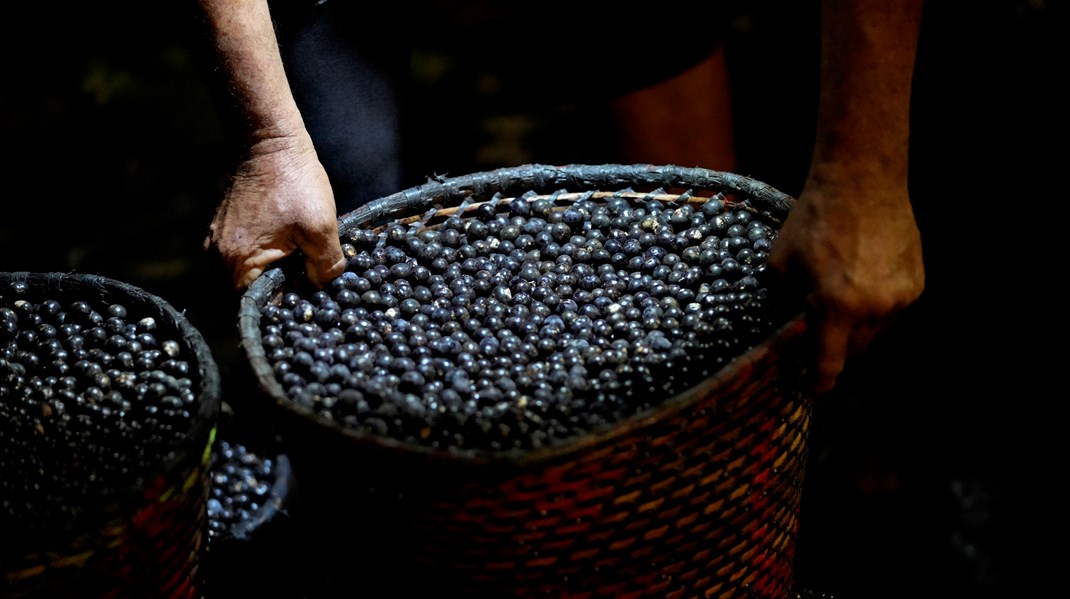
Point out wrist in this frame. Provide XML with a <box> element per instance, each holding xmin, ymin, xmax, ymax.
<box><xmin>231</xmin><ymin>133</ymin><xmax>323</xmax><ymax>197</ymax></box>
<box><xmin>806</xmin><ymin>149</ymin><xmax>909</xmax><ymax>192</ymax></box>
<box><xmin>244</xmin><ymin>124</ymin><xmax>317</xmax><ymax>162</ymax></box>
<box><xmin>801</xmin><ymin>158</ymin><xmax>915</xmax><ymax>223</ymax></box>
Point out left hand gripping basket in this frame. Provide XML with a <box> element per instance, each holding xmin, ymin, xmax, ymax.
<box><xmin>240</xmin><ymin>164</ymin><xmax>812</xmax><ymax>598</ymax></box>
<box><xmin>0</xmin><ymin>272</ymin><xmax>221</xmax><ymax>599</ymax></box>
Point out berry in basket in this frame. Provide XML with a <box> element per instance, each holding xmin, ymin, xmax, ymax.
<box><xmin>203</xmin><ymin>430</ymin><xmax>302</xmax><ymax>598</ymax></box>
<box><xmin>1</xmin><ymin>284</ymin><xmax>201</xmax><ymax>528</ymax></box>
<box><xmin>206</xmin><ymin>439</ymin><xmax>282</xmax><ymax>541</ymax></box>
<box><xmin>0</xmin><ymin>272</ymin><xmax>220</xmax><ymax>599</ymax></box>
<box><xmin>256</xmin><ymin>189</ymin><xmax>783</xmax><ymax>454</ymax></box>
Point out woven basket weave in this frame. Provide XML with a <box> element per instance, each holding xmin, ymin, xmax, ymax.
<box><xmin>239</xmin><ymin>164</ymin><xmax>810</xmax><ymax>598</ymax></box>
<box><xmin>0</xmin><ymin>272</ymin><xmax>221</xmax><ymax>599</ymax></box>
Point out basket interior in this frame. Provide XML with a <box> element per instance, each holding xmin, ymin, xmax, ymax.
<box><xmin>241</xmin><ymin>164</ymin><xmax>803</xmax><ymax>467</ymax></box>
<box><xmin>0</xmin><ymin>271</ymin><xmax>221</xmax><ymax>543</ymax></box>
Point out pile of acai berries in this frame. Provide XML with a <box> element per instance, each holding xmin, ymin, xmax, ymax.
<box><xmin>0</xmin><ymin>279</ymin><xmax>199</xmax><ymax>528</ymax></box>
<box><xmin>206</xmin><ymin>439</ymin><xmax>277</xmax><ymax>543</ymax></box>
<box><xmin>259</xmin><ymin>193</ymin><xmax>784</xmax><ymax>453</ymax></box>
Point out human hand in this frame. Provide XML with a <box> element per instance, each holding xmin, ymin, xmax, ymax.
<box><xmin>204</xmin><ymin>139</ymin><xmax>346</xmax><ymax>290</ymax></box>
<box><xmin>766</xmin><ymin>169</ymin><xmax>925</xmax><ymax>396</ymax></box>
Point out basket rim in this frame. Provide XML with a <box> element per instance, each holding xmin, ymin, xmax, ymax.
<box><xmin>0</xmin><ymin>271</ymin><xmax>222</xmax><ymax>544</ymax></box>
<box><xmin>338</xmin><ymin>163</ymin><xmax>795</xmax><ymax>232</ymax></box>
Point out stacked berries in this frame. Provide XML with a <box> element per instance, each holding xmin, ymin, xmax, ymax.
<box><xmin>0</xmin><ymin>280</ymin><xmax>198</xmax><ymax>527</ymax></box>
<box><xmin>206</xmin><ymin>439</ymin><xmax>276</xmax><ymax>542</ymax></box>
<box><xmin>259</xmin><ymin>194</ymin><xmax>782</xmax><ymax>453</ymax></box>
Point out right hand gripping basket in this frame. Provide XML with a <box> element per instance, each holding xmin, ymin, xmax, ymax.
<box><xmin>239</xmin><ymin>164</ymin><xmax>811</xmax><ymax>598</ymax></box>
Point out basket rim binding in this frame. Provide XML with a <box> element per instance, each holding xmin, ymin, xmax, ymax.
<box><xmin>0</xmin><ymin>271</ymin><xmax>222</xmax><ymax>545</ymax></box>
<box><xmin>239</xmin><ymin>163</ymin><xmax>806</xmax><ymax>470</ymax></box>
<box><xmin>338</xmin><ymin>163</ymin><xmax>795</xmax><ymax>232</ymax></box>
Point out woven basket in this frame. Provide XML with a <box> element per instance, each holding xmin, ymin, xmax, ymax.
<box><xmin>0</xmin><ymin>272</ymin><xmax>221</xmax><ymax>599</ymax></box>
<box><xmin>203</xmin><ymin>415</ymin><xmax>301</xmax><ymax>598</ymax></box>
<box><xmin>239</xmin><ymin>164</ymin><xmax>811</xmax><ymax>598</ymax></box>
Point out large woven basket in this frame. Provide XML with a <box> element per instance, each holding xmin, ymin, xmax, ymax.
<box><xmin>239</xmin><ymin>164</ymin><xmax>810</xmax><ymax>598</ymax></box>
<box><xmin>0</xmin><ymin>272</ymin><xmax>221</xmax><ymax>599</ymax></box>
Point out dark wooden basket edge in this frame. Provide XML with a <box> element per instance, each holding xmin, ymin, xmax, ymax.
<box><xmin>338</xmin><ymin>163</ymin><xmax>795</xmax><ymax>232</ymax></box>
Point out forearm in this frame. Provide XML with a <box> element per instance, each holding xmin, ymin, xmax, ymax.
<box><xmin>811</xmin><ymin>0</ymin><xmax>925</xmax><ymax>185</ymax></box>
<box><xmin>196</xmin><ymin>0</ymin><xmax>309</xmax><ymax>153</ymax></box>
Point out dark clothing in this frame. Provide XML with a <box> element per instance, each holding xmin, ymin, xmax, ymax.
<box><xmin>271</xmin><ymin>1</ymin><xmax>411</xmax><ymax>213</ymax></box>
<box><xmin>269</xmin><ymin>0</ymin><xmax>740</xmax><ymax>213</ymax></box>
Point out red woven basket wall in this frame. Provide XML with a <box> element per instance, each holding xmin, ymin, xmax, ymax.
<box><xmin>0</xmin><ymin>272</ymin><xmax>221</xmax><ymax>599</ymax></box>
<box><xmin>238</xmin><ymin>164</ymin><xmax>811</xmax><ymax>598</ymax></box>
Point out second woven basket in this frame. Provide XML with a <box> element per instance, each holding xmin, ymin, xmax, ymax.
<box><xmin>239</xmin><ymin>164</ymin><xmax>811</xmax><ymax>598</ymax></box>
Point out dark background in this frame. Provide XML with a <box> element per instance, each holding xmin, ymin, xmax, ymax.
<box><xmin>0</xmin><ymin>1</ymin><xmax>1064</xmax><ymax>597</ymax></box>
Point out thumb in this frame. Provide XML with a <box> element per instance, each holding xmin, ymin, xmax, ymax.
<box><xmin>812</xmin><ymin>315</ymin><xmax>850</xmax><ymax>396</ymax></box>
